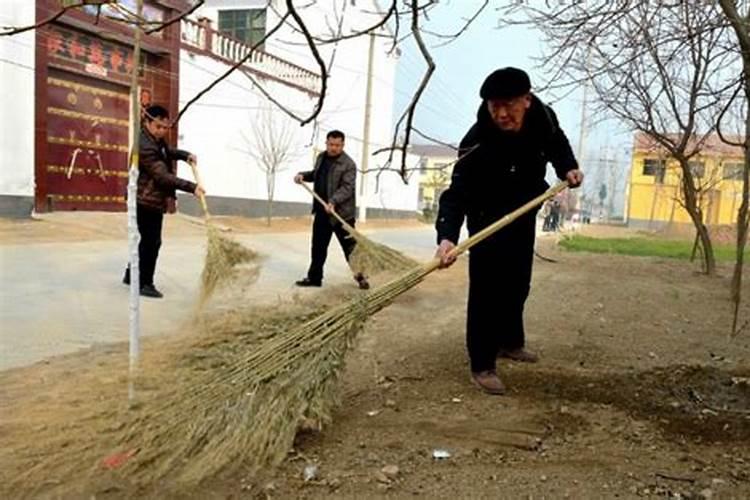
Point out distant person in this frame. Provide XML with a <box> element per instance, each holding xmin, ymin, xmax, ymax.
<box><xmin>542</xmin><ymin>201</ymin><xmax>553</xmax><ymax>232</ymax></box>
<box><xmin>293</xmin><ymin>130</ymin><xmax>370</xmax><ymax>290</ymax></box>
<box><xmin>434</xmin><ymin>67</ymin><xmax>583</xmax><ymax>395</ymax></box>
<box><xmin>550</xmin><ymin>200</ymin><xmax>561</xmax><ymax>231</ymax></box>
<box><xmin>123</xmin><ymin>105</ymin><xmax>205</xmax><ymax>298</ymax></box>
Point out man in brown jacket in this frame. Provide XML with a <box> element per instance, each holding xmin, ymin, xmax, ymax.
<box><xmin>293</xmin><ymin>130</ymin><xmax>369</xmax><ymax>289</ymax></box>
<box><xmin>123</xmin><ymin>105</ymin><xmax>205</xmax><ymax>298</ymax></box>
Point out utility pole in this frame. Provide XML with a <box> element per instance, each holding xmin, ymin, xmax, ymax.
<box><xmin>574</xmin><ymin>46</ymin><xmax>591</xmax><ymax>220</ymax></box>
<box><xmin>358</xmin><ymin>32</ymin><xmax>375</xmax><ymax>222</ymax></box>
<box><xmin>127</xmin><ymin>0</ymin><xmax>144</xmax><ymax>403</ymax></box>
<box><xmin>573</xmin><ymin>0</ymin><xmax>591</xmax><ymax>220</ymax></box>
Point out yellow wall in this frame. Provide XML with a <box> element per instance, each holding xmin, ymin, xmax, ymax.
<box><xmin>418</xmin><ymin>155</ymin><xmax>455</xmax><ymax>208</ymax></box>
<box><xmin>627</xmin><ymin>150</ymin><xmax>745</xmax><ymax>226</ymax></box>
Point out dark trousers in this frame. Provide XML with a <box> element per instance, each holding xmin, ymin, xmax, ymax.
<box><xmin>306</xmin><ymin>212</ymin><xmax>356</xmax><ymax>283</ymax></box>
<box><xmin>125</xmin><ymin>204</ymin><xmax>163</xmax><ymax>286</ymax></box>
<box><xmin>466</xmin><ymin>212</ymin><xmax>536</xmax><ymax>373</ymax></box>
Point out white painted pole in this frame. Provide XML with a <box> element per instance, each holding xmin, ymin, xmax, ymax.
<box><xmin>573</xmin><ymin>43</ymin><xmax>592</xmax><ymax>218</ymax></box>
<box><xmin>127</xmin><ymin>0</ymin><xmax>144</xmax><ymax>403</ymax></box>
<box><xmin>358</xmin><ymin>33</ymin><xmax>375</xmax><ymax>223</ymax></box>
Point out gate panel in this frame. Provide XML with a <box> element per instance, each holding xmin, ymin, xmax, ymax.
<box><xmin>45</xmin><ymin>69</ymin><xmax>129</xmax><ymax>211</ymax></box>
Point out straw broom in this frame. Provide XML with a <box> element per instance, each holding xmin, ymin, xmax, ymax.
<box><xmin>112</xmin><ymin>181</ymin><xmax>569</xmax><ymax>486</ymax></box>
<box><xmin>188</xmin><ymin>161</ymin><xmax>261</xmax><ymax>304</ymax></box>
<box><xmin>300</xmin><ymin>182</ymin><xmax>418</xmax><ymax>276</ymax></box>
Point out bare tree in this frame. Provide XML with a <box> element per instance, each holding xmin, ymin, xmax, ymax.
<box><xmin>238</xmin><ymin>107</ymin><xmax>300</xmax><ymax>226</ymax></box>
<box><xmin>507</xmin><ymin>1</ymin><xmax>735</xmax><ymax>275</ymax></box>
<box><xmin>717</xmin><ymin>0</ymin><xmax>750</xmax><ymax>336</ymax></box>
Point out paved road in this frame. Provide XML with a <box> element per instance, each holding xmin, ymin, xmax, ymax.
<box><xmin>0</xmin><ymin>225</ymin><xmax>438</xmax><ymax>371</ymax></box>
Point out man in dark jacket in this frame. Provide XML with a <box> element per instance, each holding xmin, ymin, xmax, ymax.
<box><xmin>435</xmin><ymin>68</ymin><xmax>583</xmax><ymax>395</ymax></box>
<box><xmin>294</xmin><ymin>130</ymin><xmax>369</xmax><ymax>290</ymax></box>
<box><xmin>123</xmin><ymin>105</ymin><xmax>205</xmax><ymax>298</ymax></box>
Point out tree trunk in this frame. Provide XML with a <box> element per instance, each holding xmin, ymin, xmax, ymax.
<box><xmin>690</xmin><ymin>231</ymin><xmax>705</xmax><ymax>269</ymax></box>
<box><xmin>719</xmin><ymin>0</ymin><xmax>750</xmax><ymax>334</ymax></box>
<box><xmin>731</xmin><ymin>80</ymin><xmax>750</xmax><ymax>334</ymax></box>
<box><xmin>266</xmin><ymin>173</ymin><xmax>275</xmax><ymax>227</ymax></box>
<box><xmin>680</xmin><ymin>159</ymin><xmax>716</xmax><ymax>275</ymax></box>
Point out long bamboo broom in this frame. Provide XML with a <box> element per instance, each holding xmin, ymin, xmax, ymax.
<box><xmin>300</xmin><ymin>182</ymin><xmax>418</xmax><ymax>276</ymax></box>
<box><xmin>189</xmin><ymin>162</ymin><xmax>260</xmax><ymax>304</ymax></box>
<box><xmin>114</xmin><ymin>181</ymin><xmax>569</xmax><ymax>485</ymax></box>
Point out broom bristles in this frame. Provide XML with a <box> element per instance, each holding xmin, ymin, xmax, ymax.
<box><xmin>343</xmin><ymin>225</ymin><xmax>418</xmax><ymax>276</ymax></box>
<box><xmin>198</xmin><ymin>226</ymin><xmax>261</xmax><ymax>305</ymax></box>
<box><xmin>114</xmin><ymin>266</ymin><xmax>427</xmax><ymax>485</ymax></box>
<box><xmin>3</xmin><ymin>185</ymin><xmax>565</xmax><ymax>496</ymax></box>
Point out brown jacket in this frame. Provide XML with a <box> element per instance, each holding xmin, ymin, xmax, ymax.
<box><xmin>137</xmin><ymin>129</ymin><xmax>196</xmax><ymax>212</ymax></box>
<box><xmin>299</xmin><ymin>151</ymin><xmax>357</xmax><ymax>221</ymax></box>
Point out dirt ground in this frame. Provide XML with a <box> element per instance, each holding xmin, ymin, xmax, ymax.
<box><xmin>1</xmin><ymin>218</ymin><xmax>749</xmax><ymax>499</ymax></box>
<box><xmin>0</xmin><ymin>211</ymin><xmax>423</xmax><ymax>244</ymax></box>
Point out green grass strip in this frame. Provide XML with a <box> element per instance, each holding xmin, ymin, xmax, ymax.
<box><xmin>558</xmin><ymin>235</ymin><xmax>747</xmax><ymax>262</ymax></box>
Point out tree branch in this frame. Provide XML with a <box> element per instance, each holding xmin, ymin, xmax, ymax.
<box><xmin>175</xmin><ymin>12</ymin><xmax>290</xmax><ymax>124</ymax></box>
<box><xmin>1</xmin><ymin>0</ymin><xmax>115</xmax><ymax>36</ymax></box>
<box><xmin>412</xmin><ymin>127</ymin><xmax>457</xmax><ymax>150</ymax></box>
<box><xmin>422</xmin><ymin>0</ymin><xmax>489</xmax><ymax>48</ymax></box>
<box><xmin>377</xmin><ymin>0</ymin><xmax>435</xmax><ymax>182</ymax></box>
<box><xmin>240</xmin><ymin>71</ymin><xmax>307</xmax><ymax>123</ymax></box>
<box><xmin>717</xmin><ymin>79</ymin><xmax>745</xmax><ymax>148</ymax></box>
<box><xmin>285</xmin><ymin>0</ymin><xmax>327</xmax><ymax>126</ymax></box>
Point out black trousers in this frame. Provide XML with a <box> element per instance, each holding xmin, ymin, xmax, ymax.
<box><xmin>466</xmin><ymin>211</ymin><xmax>536</xmax><ymax>373</ymax></box>
<box><xmin>306</xmin><ymin>211</ymin><xmax>356</xmax><ymax>283</ymax></box>
<box><xmin>126</xmin><ymin>204</ymin><xmax>164</xmax><ymax>286</ymax></box>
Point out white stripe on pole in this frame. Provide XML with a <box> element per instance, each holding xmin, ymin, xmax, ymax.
<box><xmin>127</xmin><ymin>0</ymin><xmax>144</xmax><ymax>404</ymax></box>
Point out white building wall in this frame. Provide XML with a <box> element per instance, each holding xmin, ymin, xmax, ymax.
<box><xmin>177</xmin><ymin>49</ymin><xmax>316</xmax><ymax>204</ymax></box>
<box><xmin>182</xmin><ymin>0</ymin><xmax>418</xmax><ymax>214</ymax></box>
<box><xmin>0</xmin><ymin>0</ymin><xmax>36</xmax><ymax>198</ymax></box>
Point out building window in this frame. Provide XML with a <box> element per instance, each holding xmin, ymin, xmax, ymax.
<box><xmin>642</xmin><ymin>159</ymin><xmax>666</xmax><ymax>183</ymax></box>
<box><xmin>218</xmin><ymin>9</ymin><xmax>267</xmax><ymax>47</ymax></box>
<box><xmin>723</xmin><ymin>162</ymin><xmax>745</xmax><ymax>180</ymax></box>
<box><xmin>688</xmin><ymin>161</ymin><xmax>705</xmax><ymax>179</ymax></box>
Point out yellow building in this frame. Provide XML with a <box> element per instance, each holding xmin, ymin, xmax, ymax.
<box><xmin>411</xmin><ymin>144</ymin><xmax>457</xmax><ymax>213</ymax></box>
<box><xmin>626</xmin><ymin>132</ymin><xmax>745</xmax><ymax>229</ymax></box>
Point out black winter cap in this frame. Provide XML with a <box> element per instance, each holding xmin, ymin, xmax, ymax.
<box><xmin>479</xmin><ymin>67</ymin><xmax>531</xmax><ymax>100</ymax></box>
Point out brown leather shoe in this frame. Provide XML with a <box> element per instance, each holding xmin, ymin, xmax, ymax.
<box><xmin>471</xmin><ymin>370</ymin><xmax>506</xmax><ymax>395</ymax></box>
<box><xmin>354</xmin><ymin>273</ymin><xmax>370</xmax><ymax>290</ymax></box>
<box><xmin>497</xmin><ymin>348</ymin><xmax>539</xmax><ymax>363</ymax></box>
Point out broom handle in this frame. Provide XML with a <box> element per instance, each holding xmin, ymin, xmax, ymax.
<box><xmin>299</xmin><ymin>182</ymin><xmax>356</xmax><ymax>232</ymax></box>
<box><xmin>422</xmin><ymin>181</ymin><xmax>569</xmax><ymax>273</ymax></box>
<box><xmin>188</xmin><ymin>160</ymin><xmax>210</xmax><ymax>218</ymax></box>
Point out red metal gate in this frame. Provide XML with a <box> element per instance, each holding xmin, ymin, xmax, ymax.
<box><xmin>35</xmin><ymin>4</ymin><xmax>182</xmax><ymax>212</ymax></box>
<box><xmin>45</xmin><ymin>68</ymin><xmax>130</xmax><ymax>211</ymax></box>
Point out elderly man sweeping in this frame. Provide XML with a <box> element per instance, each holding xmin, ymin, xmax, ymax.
<box><xmin>435</xmin><ymin>67</ymin><xmax>584</xmax><ymax>395</ymax></box>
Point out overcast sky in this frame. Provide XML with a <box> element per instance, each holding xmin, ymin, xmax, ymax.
<box><xmin>393</xmin><ymin>0</ymin><xmax>633</xmax><ymax>212</ymax></box>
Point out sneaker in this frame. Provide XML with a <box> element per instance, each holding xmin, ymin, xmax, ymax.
<box><xmin>471</xmin><ymin>370</ymin><xmax>506</xmax><ymax>395</ymax></box>
<box><xmin>140</xmin><ymin>284</ymin><xmax>163</xmax><ymax>298</ymax></box>
<box><xmin>295</xmin><ymin>277</ymin><xmax>322</xmax><ymax>287</ymax></box>
<box><xmin>354</xmin><ymin>273</ymin><xmax>370</xmax><ymax>290</ymax></box>
<box><xmin>497</xmin><ymin>348</ymin><xmax>539</xmax><ymax>363</ymax></box>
